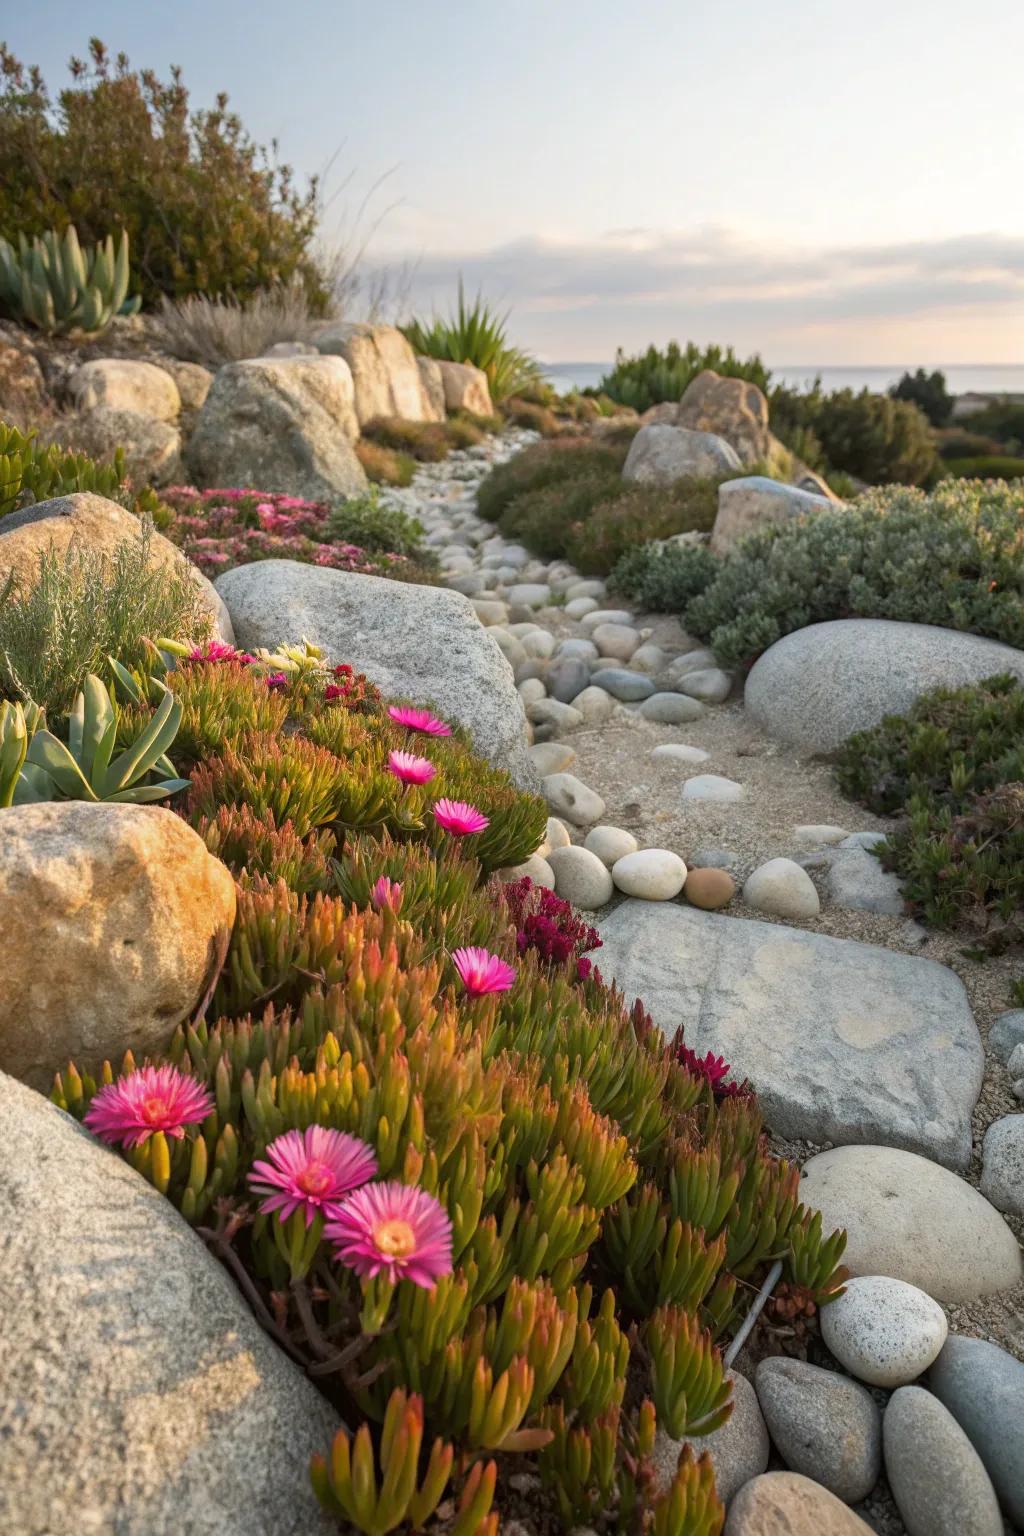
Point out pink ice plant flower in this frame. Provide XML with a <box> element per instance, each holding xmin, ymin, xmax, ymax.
<box><xmin>387</xmin><ymin>750</ymin><xmax>435</xmax><ymax>786</ymax></box>
<box><xmin>432</xmin><ymin>798</ymin><xmax>490</xmax><ymax>836</ymax></box>
<box><xmin>451</xmin><ymin>946</ymin><xmax>517</xmax><ymax>997</ymax></box>
<box><xmin>326</xmin><ymin>1181</ymin><xmax>453</xmax><ymax>1289</ymax></box>
<box><xmin>188</xmin><ymin>640</ymin><xmax>256</xmax><ymax>665</ymax></box>
<box><xmin>371</xmin><ymin>876</ymin><xmax>404</xmax><ymax>911</ymax></box>
<box><xmin>387</xmin><ymin>705</ymin><xmax>453</xmax><ymax>737</ymax></box>
<box><xmin>249</xmin><ymin>1127</ymin><xmax>378</xmax><ymax>1227</ymax></box>
<box><xmin>84</xmin><ymin>1065</ymin><xmax>213</xmax><ymax>1148</ymax></box>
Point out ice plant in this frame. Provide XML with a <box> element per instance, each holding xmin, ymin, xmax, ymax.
<box><xmin>84</xmin><ymin>1065</ymin><xmax>213</xmax><ymax>1148</ymax></box>
<box><xmin>249</xmin><ymin>1126</ymin><xmax>378</xmax><ymax>1226</ymax></box>
<box><xmin>187</xmin><ymin>640</ymin><xmax>256</xmax><ymax>665</ymax></box>
<box><xmin>264</xmin><ymin>671</ymin><xmax>289</xmax><ymax>692</ymax></box>
<box><xmin>387</xmin><ymin>750</ymin><xmax>435</xmax><ymax>786</ymax></box>
<box><xmin>451</xmin><ymin>945</ymin><xmax>517</xmax><ymax>997</ymax></box>
<box><xmin>432</xmin><ymin>798</ymin><xmax>489</xmax><ymax>836</ymax></box>
<box><xmin>387</xmin><ymin>704</ymin><xmax>452</xmax><ymax>737</ymax></box>
<box><xmin>370</xmin><ymin>875</ymin><xmax>404</xmax><ymax>911</ymax></box>
<box><xmin>326</xmin><ymin>1181</ymin><xmax>453</xmax><ymax>1288</ymax></box>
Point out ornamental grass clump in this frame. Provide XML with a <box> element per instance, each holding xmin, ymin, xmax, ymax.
<box><xmin>52</xmin><ymin>644</ymin><xmax>846</xmax><ymax>1533</ymax></box>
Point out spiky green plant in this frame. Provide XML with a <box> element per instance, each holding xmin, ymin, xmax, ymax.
<box><xmin>402</xmin><ymin>281</ymin><xmax>540</xmax><ymax>403</ymax></box>
<box><xmin>0</xmin><ymin>225</ymin><xmax>139</xmax><ymax>335</ymax></box>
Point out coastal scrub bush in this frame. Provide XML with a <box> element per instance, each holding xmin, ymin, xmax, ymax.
<box><xmin>402</xmin><ymin>282</ymin><xmax>540</xmax><ymax>403</ymax></box>
<box><xmin>942</xmin><ymin>455</ymin><xmax>1024</xmax><ymax>481</ymax></box>
<box><xmin>769</xmin><ymin>382</ymin><xmax>936</xmax><ymax>485</ymax></box>
<box><xmin>476</xmin><ymin>437</ymin><xmax>631</xmax><ymax>524</ymax></box>
<box><xmin>0</xmin><ymin>39</ymin><xmax>324</xmax><ymax>306</ymax></box>
<box><xmin>611</xmin><ymin>541</ymin><xmax>720</xmax><ymax>613</ymax></box>
<box><xmin>151</xmin><ymin>283</ymin><xmax>323</xmax><ymax>366</ymax></box>
<box><xmin>675</xmin><ymin>478</ymin><xmax>1024</xmax><ymax>668</ymax></box>
<box><xmin>837</xmin><ymin>676</ymin><xmax>1024</xmax><ymax>954</ymax></box>
<box><xmin>597</xmin><ymin>342</ymin><xmax>771</xmax><ymax>414</ymax></box>
<box><xmin>51</xmin><ymin>641</ymin><xmax>847</xmax><ymax>1532</ymax></box>
<box><xmin>889</xmin><ymin>368</ymin><xmax>953</xmax><ymax>427</ymax></box>
<box><xmin>959</xmin><ymin>400</ymin><xmax>1024</xmax><ymax>453</ymax></box>
<box><xmin>160</xmin><ymin>487</ymin><xmax>439</xmax><ymax>584</ymax></box>
<box><xmin>565</xmin><ymin>479</ymin><xmax>728</xmax><ymax>577</ymax></box>
<box><xmin>0</xmin><ymin>529</ymin><xmax>209</xmax><ymax>713</ymax></box>
<box><xmin>498</xmin><ymin>471</ymin><xmax>624</xmax><ymax>562</ymax></box>
<box><xmin>324</xmin><ymin>492</ymin><xmax>427</xmax><ymax>556</ymax></box>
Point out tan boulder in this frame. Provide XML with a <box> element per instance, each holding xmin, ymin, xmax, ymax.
<box><xmin>0</xmin><ymin>491</ymin><xmax>231</xmax><ymax>640</ymax></box>
<box><xmin>73</xmin><ymin>407</ymin><xmax>182</xmax><ymax>486</ymax></box>
<box><xmin>0</xmin><ymin>335</ymin><xmax>49</xmax><ymax>420</ymax></box>
<box><xmin>157</xmin><ymin>358</ymin><xmax>214</xmax><ymax>411</ymax></box>
<box><xmin>315</xmin><ymin>322</ymin><xmax>445</xmax><ymax>423</ymax></box>
<box><xmin>185</xmin><ymin>355</ymin><xmax>367</xmax><ymax>500</ymax></box>
<box><xmin>678</xmin><ymin>369</ymin><xmax>772</xmax><ymax>464</ymax></box>
<box><xmin>67</xmin><ymin>358</ymin><xmax>181</xmax><ymax>421</ymax></box>
<box><xmin>416</xmin><ymin>355</ymin><xmax>447</xmax><ymax>419</ymax></box>
<box><xmin>711</xmin><ymin>476</ymin><xmax>840</xmax><ymax>555</ymax></box>
<box><xmin>725</xmin><ymin>1472</ymin><xmax>875</xmax><ymax>1534</ymax></box>
<box><xmin>437</xmin><ymin>359</ymin><xmax>494</xmax><ymax>416</ymax></box>
<box><xmin>0</xmin><ymin>803</ymin><xmax>236</xmax><ymax>1086</ymax></box>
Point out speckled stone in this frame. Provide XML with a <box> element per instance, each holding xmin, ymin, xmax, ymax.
<box><xmin>883</xmin><ymin>1386</ymin><xmax>1002</xmax><ymax>1536</ymax></box>
<box><xmin>820</xmin><ymin>1276</ymin><xmax>947</xmax><ymax>1387</ymax></box>
<box><xmin>754</xmin><ymin>1357</ymin><xmax>880</xmax><ymax>1502</ymax></box>
<box><xmin>928</xmin><ymin>1334</ymin><xmax>1024</xmax><ymax>1526</ymax></box>
<box><xmin>724</xmin><ymin>1472</ymin><xmax>875</xmax><ymax>1534</ymax></box>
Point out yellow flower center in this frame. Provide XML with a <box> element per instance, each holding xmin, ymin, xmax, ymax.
<box><xmin>373</xmin><ymin>1218</ymin><xmax>416</xmax><ymax>1258</ymax></box>
<box><xmin>140</xmin><ymin>1096</ymin><xmax>170</xmax><ymax>1126</ymax></box>
<box><xmin>296</xmin><ymin>1162</ymin><xmax>333</xmax><ymax>1197</ymax></box>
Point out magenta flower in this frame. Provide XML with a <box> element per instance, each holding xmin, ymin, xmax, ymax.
<box><xmin>388</xmin><ymin>750</ymin><xmax>435</xmax><ymax>786</ymax></box>
<box><xmin>188</xmin><ymin>640</ymin><xmax>256</xmax><ymax>665</ymax></box>
<box><xmin>451</xmin><ymin>946</ymin><xmax>517</xmax><ymax>997</ymax></box>
<box><xmin>388</xmin><ymin>705</ymin><xmax>453</xmax><ymax>737</ymax></box>
<box><xmin>84</xmin><ymin>1065</ymin><xmax>213</xmax><ymax>1148</ymax></box>
<box><xmin>264</xmin><ymin>671</ymin><xmax>289</xmax><ymax>691</ymax></box>
<box><xmin>432</xmin><ymin>798</ymin><xmax>490</xmax><ymax>836</ymax></box>
<box><xmin>326</xmin><ymin>1181</ymin><xmax>453</xmax><ymax>1289</ymax></box>
<box><xmin>371</xmin><ymin>876</ymin><xmax>404</xmax><ymax>911</ymax></box>
<box><xmin>249</xmin><ymin>1126</ymin><xmax>378</xmax><ymax>1226</ymax></box>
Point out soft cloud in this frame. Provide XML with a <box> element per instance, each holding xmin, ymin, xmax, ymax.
<box><xmin>368</xmin><ymin>226</ymin><xmax>1024</xmax><ymax>362</ymax></box>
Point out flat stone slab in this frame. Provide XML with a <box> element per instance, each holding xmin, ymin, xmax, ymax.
<box><xmin>596</xmin><ymin>902</ymin><xmax>982</xmax><ymax>1167</ymax></box>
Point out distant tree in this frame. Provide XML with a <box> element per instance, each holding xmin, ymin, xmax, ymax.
<box><xmin>890</xmin><ymin>368</ymin><xmax>953</xmax><ymax>428</ymax></box>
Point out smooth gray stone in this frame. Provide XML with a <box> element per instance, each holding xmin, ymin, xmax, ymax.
<box><xmin>979</xmin><ymin>1114</ymin><xmax>1024</xmax><ymax>1216</ymax></box>
<box><xmin>883</xmin><ymin>1386</ymin><xmax>1002</xmax><ymax>1536</ymax></box>
<box><xmin>826</xmin><ymin>846</ymin><xmax>905</xmax><ymax>915</ymax></box>
<box><xmin>547</xmin><ymin>656</ymin><xmax>592</xmax><ymax>704</ymax></box>
<box><xmin>596</xmin><ymin>902</ymin><xmax>982</xmax><ymax>1166</ymax></box>
<box><xmin>754</xmin><ymin>1357</ymin><xmax>880</xmax><ymax>1502</ymax></box>
<box><xmin>639</xmin><ymin>691</ymin><xmax>705</xmax><ymax>724</ymax></box>
<box><xmin>928</xmin><ymin>1334</ymin><xmax>1024</xmax><ymax>1526</ymax></box>
<box><xmin>746</xmin><ymin>619</ymin><xmax>1024</xmax><ymax>754</ymax></box>
<box><xmin>0</xmin><ymin>1072</ymin><xmax>339</xmax><ymax>1536</ymax></box>
<box><xmin>990</xmin><ymin>1010</ymin><xmax>1024</xmax><ymax>1064</ymax></box>
<box><xmin>590</xmin><ymin>668</ymin><xmax>655</xmax><ymax>702</ymax></box>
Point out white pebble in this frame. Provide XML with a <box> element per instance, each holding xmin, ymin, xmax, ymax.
<box><xmin>651</xmin><ymin>744</ymin><xmax>710</xmax><ymax>765</ymax></box>
<box><xmin>742</xmin><ymin>858</ymin><xmax>820</xmax><ymax>918</ymax></box>
<box><xmin>546</xmin><ymin>845</ymin><xmax>614</xmax><ymax>910</ymax></box>
<box><xmin>681</xmin><ymin>774</ymin><xmax>745</xmax><ymax>803</ymax></box>
<box><xmin>584</xmin><ymin>825</ymin><xmax>639</xmax><ymax>867</ymax></box>
<box><xmin>821</xmin><ymin>1276</ymin><xmax>948</xmax><ymax>1387</ymax></box>
<box><xmin>612</xmin><ymin>848</ymin><xmax>687</xmax><ymax>900</ymax></box>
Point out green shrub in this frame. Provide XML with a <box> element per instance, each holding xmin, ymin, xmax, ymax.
<box><xmin>402</xmin><ymin>281</ymin><xmax>540</xmax><ymax>403</ymax></box>
<box><xmin>680</xmin><ymin>478</ymin><xmax>1024</xmax><ymax>668</ymax></box>
<box><xmin>611</xmin><ymin>541</ymin><xmax>720</xmax><ymax>612</ymax></box>
<box><xmin>0</xmin><ymin>528</ymin><xmax>210</xmax><ymax>714</ymax></box>
<box><xmin>770</xmin><ymin>381</ymin><xmax>937</xmax><ymax>485</ymax></box>
<box><xmin>835</xmin><ymin>674</ymin><xmax>1024</xmax><ymax>814</ymax></box>
<box><xmin>0</xmin><ymin>419</ymin><xmax>167</xmax><ymax>519</ymax></box>
<box><xmin>958</xmin><ymin>400</ymin><xmax>1024</xmax><ymax>453</ymax></box>
<box><xmin>476</xmin><ymin>437</ymin><xmax>630</xmax><ymax>524</ymax></box>
<box><xmin>566</xmin><ymin>479</ymin><xmax>724</xmax><ymax>577</ymax></box>
<box><xmin>941</xmin><ymin>456</ymin><xmax>1024</xmax><ymax>480</ymax></box>
<box><xmin>49</xmin><ymin>641</ymin><xmax>845</xmax><ymax>1533</ymax></box>
<box><xmin>597</xmin><ymin>341</ymin><xmax>770</xmax><ymax>414</ymax></box>
<box><xmin>0</xmin><ymin>39</ymin><xmax>323</xmax><ymax>306</ymax></box>
<box><xmin>500</xmin><ymin>471</ymin><xmax>624</xmax><ymax>562</ymax></box>
<box><xmin>936</xmin><ymin>430</ymin><xmax>1003</xmax><ymax>461</ymax></box>
<box><xmin>0</xmin><ymin>225</ymin><xmax>139</xmax><ymax>335</ymax></box>
<box><xmin>889</xmin><ymin>368</ymin><xmax>953</xmax><ymax>427</ymax></box>
<box><xmin>324</xmin><ymin>492</ymin><xmax>427</xmax><ymax>556</ymax></box>
<box><xmin>836</xmin><ymin>677</ymin><xmax>1024</xmax><ymax>955</ymax></box>
<box><xmin>353</xmin><ymin>439</ymin><xmax>415</xmax><ymax>487</ymax></box>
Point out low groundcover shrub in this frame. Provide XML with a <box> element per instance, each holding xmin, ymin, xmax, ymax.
<box><xmin>836</xmin><ymin>674</ymin><xmax>1024</xmax><ymax>956</ymax></box>
<box><xmin>613</xmin><ymin>478</ymin><xmax>1024</xmax><ymax>668</ymax></box>
<box><xmin>39</xmin><ymin>639</ymin><xmax>845</xmax><ymax>1533</ymax></box>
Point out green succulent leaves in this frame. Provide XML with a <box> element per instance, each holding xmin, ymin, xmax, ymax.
<box><xmin>0</xmin><ymin>225</ymin><xmax>139</xmax><ymax>336</ymax></box>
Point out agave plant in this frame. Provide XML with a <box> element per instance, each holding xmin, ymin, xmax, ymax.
<box><xmin>402</xmin><ymin>281</ymin><xmax>540</xmax><ymax>403</ymax></box>
<box><xmin>0</xmin><ymin>225</ymin><xmax>140</xmax><ymax>335</ymax></box>
<box><xmin>11</xmin><ymin>673</ymin><xmax>189</xmax><ymax>804</ymax></box>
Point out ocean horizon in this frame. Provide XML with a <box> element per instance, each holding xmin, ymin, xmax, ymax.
<box><xmin>541</xmin><ymin>361</ymin><xmax>1024</xmax><ymax>397</ymax></box>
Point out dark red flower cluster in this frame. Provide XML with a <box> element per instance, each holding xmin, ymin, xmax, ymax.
<box><xmin>323</xmin><ymin>663</ymin><xmax>380</xmax><ymax>711</ymax></box>
<box><xmin>671</xmin><ymin>1032</ymin><xmax>751</xmax><ymax>1101</ymax></box>
<box><xmin>501</xmin><ymin>877</ymin><xmax>602</xmax><ymax>971</ymax></box>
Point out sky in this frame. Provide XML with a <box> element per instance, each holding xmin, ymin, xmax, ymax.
<box><xmin>6</xmin><ymin>0</ymin><xmax>1024</xmax><ymax>364</ymax></box>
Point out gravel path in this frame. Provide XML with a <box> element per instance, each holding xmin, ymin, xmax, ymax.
<box><xmin>386</xmin><ymin>431</ymin><xmax>1023</xmax><ymax>1534</ymax></box>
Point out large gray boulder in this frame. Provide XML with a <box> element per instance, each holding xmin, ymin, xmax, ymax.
<box><xmin>622</xmin><ymin>423</ymin><xmax>741</xmax><ymax>486</ymax></box>
<box><xmin>185</xmin><ymin>356</ymin><xmax>367</xmax><ymax>501</ymax></box>
<box><xmin>0</xmin><ymin>1071</ymin><xmax>339</xmax><ymax>1536</ymax></box>
<box><xmin>710</xmin><ymin>476</ymin><xmax>838</xmax><ymax>555</ymax></box>
<box><xmin>315</xmin><ymin>321</ymin><xmax>444</xmax><ymax>424</ymax></box>
<box><xmin>928</xmin><ymin>1334</ymin><xmax>1024</xmax><ymax>1526</ymax></box>
<box><xmin>595</xmin><ymin>901</ymin><xmax>982</xmax><ymax>1167</ymax></box>
<box><xmin>73</xmin><ymin>405</ymin><xmax>183</xmax><ymax>486</ymax></box>
<box><xmin>799</xmin><ymin>1145</ymin><xmax>1023</xmax><ymax>1302</ymax></box>
<box><xmin>215</xmin><ymin>560</ymin><xmax>536</xmax><ymax>787</ymax></box>
<box><xmin>745</xmin><ymin>619</ymin><xmax>1024</xmax><ymax>754</ymax></box>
